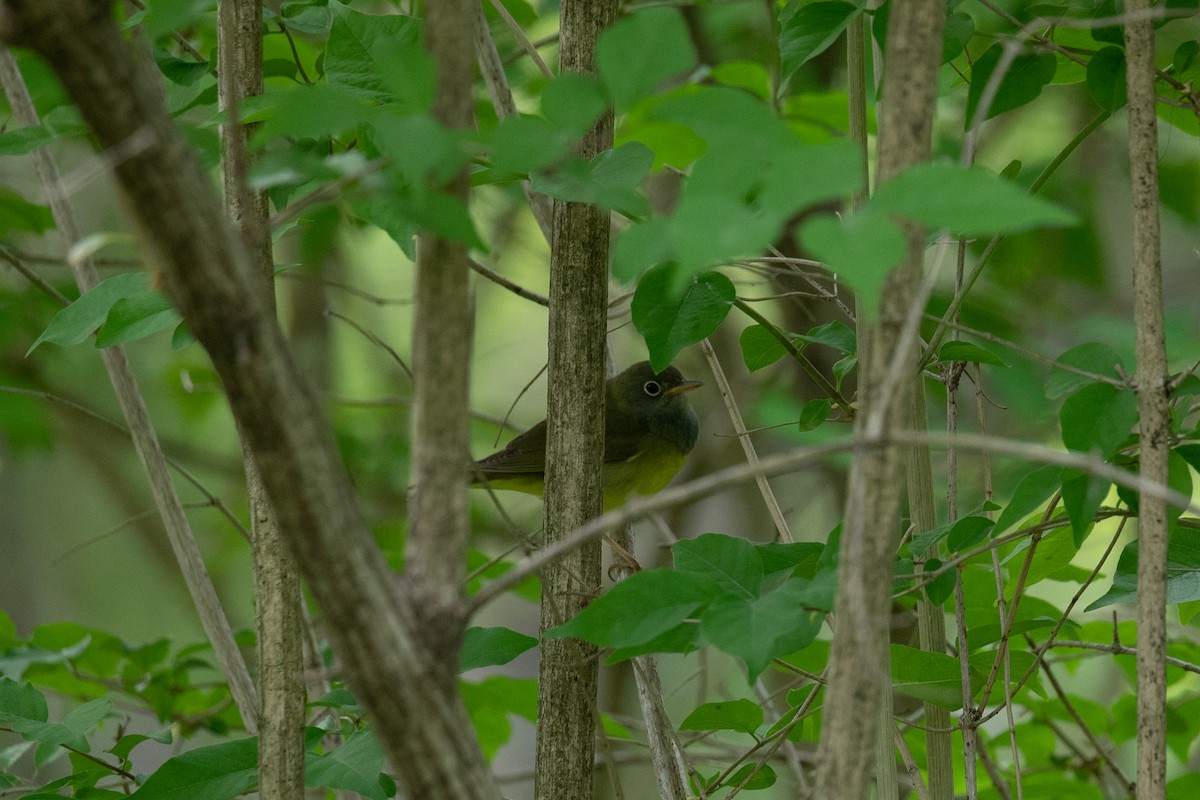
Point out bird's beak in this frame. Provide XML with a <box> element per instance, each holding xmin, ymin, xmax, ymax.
<box><xmin>665</xmin><ymin>380</ymin><xmax>704</xmax><ymax>396</ymax></box>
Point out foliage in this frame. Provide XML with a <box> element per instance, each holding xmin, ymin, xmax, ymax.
<box><xmin>2</xmin><ymin>0</ymin><xmax>1200</xmax><ymax>797</ymax></box>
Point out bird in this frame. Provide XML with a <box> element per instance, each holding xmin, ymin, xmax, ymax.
<box><xmin>471</xmin><ymin>361</ymin><xmax>702</xmax><ymax>509</ymax></box>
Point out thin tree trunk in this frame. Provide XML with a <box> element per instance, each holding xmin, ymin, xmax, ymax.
<box><xmin>217</xmin><ymin>1</ymin><xmax>306</xmax><ymax>796</ymax></box>
<box><xmin>1124</xmin><ymin>4</ymin><xmax>1169</xmax><ymax>799</ymax></box>
<box><xmin>0</xmin><ymin>4</ymin><xmax>499</xmax><ymax>798</ymax></box>
<box><xmin>815</xmin><ymin>3</ymin><xmax>945</xmax><ymax>798</ymax></box>
<box><xmin>536</xmin><ymin>1</ymin><xmax>618</xmax><ymax>798</ymax></box>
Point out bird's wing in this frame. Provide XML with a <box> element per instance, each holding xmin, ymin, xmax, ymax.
<box><xmin>602</xmin><ymin>427</ymin><xmax>649</xmax><ymax>464</ymax></box>
<box><xmin>474</xmin><ymin>421</ymin><xmax>549</xmax><ymax>474</ymax></box>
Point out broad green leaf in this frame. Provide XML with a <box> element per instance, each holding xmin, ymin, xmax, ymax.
<box><xmin>993</xmin><ymin>464</ymin><xmax>1061</xmax><ymax>536</ymax></box>
<box><xmin>0</xmin><ymin>679</ymin><xmax>48</xmax><ymax>724</ymax></box>
<box><xmin>941</xmin><ymin>12</ymin><xmax>975</xmax><ymax>63</ymax></box>
<box><xmin>1046</xmin><ymin>342</ymin><xmax>1125</xmax><ymax>399</ymax></box>
<box><xmin>542</xmin><ymin>74</ymin><xmax>608</xmax><ymax>138</ymax></box>
<box><xmin>871</xmin><ymin>163</ymin><xmax>1077</xmax><ymax>235</ymax></box>
<box><xmin>490</xmin><ymin>115</ymin><xmax>567</xmax><ymax>175</ymax></box>
<box><xmin>778</xmin><ymin>2</ymin><xmax>861</xmax><ymax>86</ymax></box>
<box><xmin>0</xmin><ymin>187</ymin><xmax>54</xmax><ymax>236</ymax></box>
<box><xmin>6</xmin><ymin>697</ymin><xmax>111</xmax><ymax>768</ymax></box>
<box><xmin>756</xmin><ymin>542</ymin><xmax>824</xmax><ymax>580</ymax></box>
<box><xmin>531</xmin><ymin>143</ymin><xmax>653</xmax><ymax>217</ymax></box>
<box><xmin>597</xmin><ymin>7</ymin><xmax>697</xmax><ymax>110</ymax></box>
<box><xmin>545</xmin><ymin>569</ymin><xmax>719</xmax><ymax>648</ymax></box>
<box><xmin>965</xmin><ymin>44</ymin><xmax>1057</xmax><ymax>128</ymax></box>
<box><xmin>799</xmin><ymin>208</ymin><xmax>906</xmax><ymax>320</ymax></box>
<box><xmin>372</xmin><ymin>114</ymin><xmax>459</xmax><ymax>186</ymax></box>
<box><xmin>1087</xmin><ymin>46</ymin><xmax>1127</xmax><ymax>112</ymax></box>
<box><xmin>1173</xmin><ymin>40</ymin><xmax>1199</xmax><ymax>74</ymax></box>
<box><xmin>631</xmin><ymin>266</ymin><xmax>735</xmax><ymax>372</ymax></box>
<box><xmin>459</xmin><ymin>627</ymin><xmax>537</xmax><ymax>673</ymax></box>
<box><xmin>922</xmin><ymin>560</ymin><xmax>956</xmax><ymax>605</ymax></box>
<box><xmin>670</xmin><ymin>192</ymin><xmax>781</xmax><ymax>276</ymax></box>
<box><xmin>1060</xmin><ymin>382</ymin><xmax>1137</xmax><ymax>457</ymax></box>
<box><xmin>460</xmin><ymin>676</ymin><xmax>537</xmax><ymax>760</ymax></box>
<box><xmin>739</xmin><ymin>324</ymin><xmax>792</xmax><ymax>372</ymax></box>
<box><xmin>891</xmin><ymin>644</ymin><xmax>975</xmax><ymax>710</ymax></box>
<box><xmin>28</xmin><ymin>272</ymin><xmax>149</xmax><ymax>353</ymax></box>
<box><xmin>909</xmin><ymin>515</ymin><xmax>995</xmax><ymax>557</ymax></box>
<box><xmin>1087</xmin><ymin>535</ymin><xmax>1200</xmax><ymax>611</ymax></box>
<box><xmin>153</xmin><ymin>52</ymin><xmax>209</xmax><ymax>86</ymax></box>
<box><xmin>1009</xmin><ymin>526</ymin><xmax>1079</xmax><ymax>587</ymax></box>
<box><xmin>679</xmin><ymin>698</ymin><xmax>762</xmax><ymax>735</ymax></box>
<box><xmin>141</xmin><ymin>0</ymin><xmax>210</xmax><ymax>38</ymax></box>
<box><xmin>305</xmin><ymin>729</ymin><xmax>386</xmax><ymax>800</ymax></box>
<box><xmin>795</xmin><ymin>320</ymin><xmax>856</xmax><ymax>355</ymax></box>
<box><xmin>758</xmin><ymin>140</ymin><xmax>865</xmax><ymax>212</ymax></box>
<box><xmin>937</xmin><ymin>341</ymin><xmax>1009</xmax><ymax>367</ymax></box>
<box><xmin>95</xmin><ymin>293</ymin><xmax>180</xmax><ymax>348</ymax></box>
<box><xmin>109</xmin><ymin>729</ymin><xmax>173</xmax><ymax>763</ymax></box>
<box><xmin>126</xmin><ymin>737</ymin><xmax>257</xmax><ymax>800</ymax></box>
<box><xmin>798</xmin><ymin>398</ymin><xmax>832</xmax><ymax>431</ymax></box>
<box><xmin>673</xmin><ymin>533</ymin><xmax>764</xmax><ymax>599</ymax></box>
<box><xmin>611</xmin><ymin>218</ymin><xmax>671</xmax><ymax>284</ymax></box>
<box><xmin>711</xmin><ymin>60</ymin><xmax>771</xmax><ymax>100</ymax></box>
<box><xmin>725</xmin><ymin>763</ymin><xmax>777</xmax><ymax>790</ymax></box>
<box><xmin>256</xmin><ymin>84</ymin><xmax>375</xmax><ymax>141</ymax></box>
<box><xmin>1060</xmin><ymin>469</ymin><xmax>1110</xmax><ymax>546</ymax></box>
<box><xmin>700</xmin><ymin>578</ymin><xmax>825</xmax><ymax>681</ymax></box>
<box><xmin>326</xmin><ymin>2</ymin><xmax>423</xmax><ymax>102</ymax></box>
<box><xmin>0</xmin><ymin>125</ymin><xmax>53</xmax><ymax>155</ymax></box>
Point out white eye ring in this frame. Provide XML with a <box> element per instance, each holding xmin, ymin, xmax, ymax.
<box><xmin>643</xmin><ymin>380</ymin><xmax>662</xmax><ymax>396</ymax></box>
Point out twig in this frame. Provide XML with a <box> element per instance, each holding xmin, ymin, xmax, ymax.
<box><xmin>469</xmin><ymin>258</ymin><xmax>549</xmax><ymax>306</ymax></box>
<box><xmin>701</xmin><ymin>339</ymin><xmax>792</xmax><ymax>542</ymax></box>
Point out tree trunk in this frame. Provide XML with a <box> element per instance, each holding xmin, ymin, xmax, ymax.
<box><xmin>536</xmin><ymin>1</ymin><xmax>618</xmax><ymax>799</ymax></box>
<box><xmin>815</xmin><ymin>3</ymin><xmax>945</xmax><ymax>798</ymax></box>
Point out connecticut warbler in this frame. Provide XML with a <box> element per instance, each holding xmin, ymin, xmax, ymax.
<box><xmin>471</xmin><ymin>361</ymin><xmax>702</xmax><ymax>509</ymax></box>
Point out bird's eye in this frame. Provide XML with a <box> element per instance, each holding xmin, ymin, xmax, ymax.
<box><xmin>643</xmin><ymin>380</ymin><xmax>662</xmax><ymax>397</ymax></box>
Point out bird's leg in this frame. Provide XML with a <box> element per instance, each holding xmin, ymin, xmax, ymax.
<box><xmin>604</xmin><ymin>533</ymin><xmax>642</xmax><ymax>578</ymax></box>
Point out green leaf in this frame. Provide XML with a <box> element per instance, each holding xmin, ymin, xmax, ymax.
<box><xmin>994</xmin><ymin>464</ymin><xmax>1061</xmax><ymax>536</ymax></box>
<box><xmin>937</xmin><ymin>341</ymin><xmax>1009</xmax><ymax>367</ymax></box>
<box><xmin>724</xmin><ymin>763</ymin><xmax>777</xmax><ymax>791</ymax></box>
<box><xmin>798</xmin><ymin>399</ymin><xmax>832</xmax><ymax>431</ymax></box>
<box><xmin>673</xmin><ymin>533</ymin><xmax>764</xmax><ymax>599</ymax></box>
<box><xmin>325</xmin><ymin>2</ymin><xmax>423</xmax><ymax>102</ymax></box>
<box><xmin>1087</xmin><ymin>535</ymin><xmax>1200</xmax><ymax>611</ymax></box>
<box><xmin>965</xmin><ymin>44</ymin><xmax>1057</xmax><ymax>128</ymax></box>
<box><xmin>1060</xmin><ymin>469</ymin><xmax>1110</xmax><ymax>546</ymax></box>
<box><xmin>597</xmin><ymin>7</ymin><xmax>697</xmax><ymax>110</ymax></box>
<box><xmin>490</xmin><ymin>115</ymin><xmax>567</xmax><ymax>176</ymax></box>
<box><xmin>1060</xmin><ymin>382</ymin><xmax>1137</xmax><ymax>457</ymax></box>
<box><xmin>611</xmin><ymin>218</ymin><xmax>671</xmax><ymax>284</ymax></box>
<box><xmin>153</xmin><ymin>52</ymin><xmax>209</xmax><ymax>86</ymax></box>
<box><xmin>1046</xmin><ymin>342</ymin><xmax>1125</xmax><ymax>399</ymax></box>
<box><xmin>700</xmin><ymin>578</ymin><xmax>825</xmax><ymax>681</ymax></box>
<box><xmin>127</xmin><ymin>737</ymin><xmax>257</xmax><ymax>800</ymax></box>
<box><xmin>795</xmin><ymin>320</ymin><xmax>857</xmax><ymax>355</ymax></box>
<box><xmin>545</xmin><ymin>569</ymin><xmax>720</xmax><ymax>648</ymax></box>
<box><xmin>799</xmin><ymin>208</ymin><xmax>906</xmax><ymax>320</ymax></box>
<box><xmin>631</xmin><ymin>266</ymin><xmax>735</xmax><ymax>372</ymax></box>
<box><xmin>0</xmin><ymin>124</ymin><xmax>54</xmax><ymax>155</ymax></box>
<box><xmin>0</xmin><ymin>679</ymin><xmax>49</xmax><ymax>724</ymax></box>
<box><xmin>739</xmin><ymin>324</ymin><xmax>792</xmax><ymax>372</ymax></box>
<box><xmin>941</xmin><ymin>11</ymin><xmax>975</xmax><ymax>63</ymax></box>
<box><xmin>256</xmin><ymin>84</ymin><xmax>375</xmax><ymax>141</ymax></box>
<box><xmin>679</xmin><ymin>698</ymin><xmax>763</xmax><ymax>735</ymax></box>
<box><xmin>891</xmin><ymin>644</ymin><xmax>975</xmax><ymax>710</ymax></box>
<box><xmin>6</xmin><ymin>697</ymin><xmax>112</xmax><ymax>768</ymax></box>
<box><xmin>946</xmin><ymin>516</ymin><xmax>997</xmax><ymax>552</ymax></box>
<box><xmin>1172</xmin><ymin>40</ymin><xmax>1199</xmax><ymax>74</ymax></box>
<box><xmin>922</xmin><ymin>560</ymin><xmax>956</xmax><ymax>605</ymax></box>
<box><xmin>1087</xmin><ymin>46</ymin><xmax>1127</xmax><ymax>112</ymax></box>
<box><xmin>28</xmin><ymin>272</ymin><xmax>150</xmax><ymax>353</ymax></box>
<box><xmin>0</xmin><ymin>187</ymin><xmax>54</xmax><ymax>235</ymax></box>
<box><xmin>542</xmin><ymin>74</ymin><xmax>608</xmax><ymax>138</ymax></box>
<box><xmin>871</xmin><ymin>163</ymin><xmax>1078</xmax><ymax>235</ymax></box>
<box><xmin>532</xmin><ymin>142</ymin><xmax>653</xmax><ymax>217</ymax></box>
<box><xmin>778</xmin><ymin>2</ymin><xmax>861</xmax><ymax>86</ymax></box>
<box><xmin>95</xmin><ymin>293</ymin><xmax>180</xmax><ymax>348</ymax></box>
<box><xmin>459</xmin><ymin>627</ymin><xmax>537</xmax><ymax>673</ymax></box>
<box><xmin>670</xmin><ymin>191</ymin><xmax>781</xmax><ymax>276</ymax></box>
<box><xmin>305</xmin><ymin>729</ymin><xmax>386</xmax><ymax>800</ymax></box>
